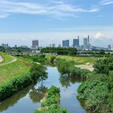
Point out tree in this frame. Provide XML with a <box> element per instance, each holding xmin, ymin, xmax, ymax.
<box><xmin>30</xmin><ymin>63</ymin><xmax>48</xmax><ymax>83</ymax></box>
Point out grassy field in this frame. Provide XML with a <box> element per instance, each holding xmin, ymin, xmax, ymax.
<box><xmin>0</xmin><ymin>56</ymin><xmax>32</xmax><ymax>83</ymax></box>
<box><xmin>0</xmin><ymin>52</ymin><xmax>14</xmax><ymax>64</ymax></box>
<box><xmin>56</xmin><ymin>55</ymin><xmax>97</xmax><ymax>65</ymax></box>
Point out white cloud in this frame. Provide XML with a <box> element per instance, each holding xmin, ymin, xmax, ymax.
<box><xmin>0</xmin><ymin>0</ymin><xmax>99</xmax><ymax>19</ymax></box>
<box><xmin>100</xmin><ymin>0</ymin><xmax>113</xmax><ymax>6</ymax></box>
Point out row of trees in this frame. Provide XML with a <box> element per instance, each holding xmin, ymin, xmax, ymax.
<box><xmin>41</xmin><ymin>47</ymin><xmax>77</xmax><ymax>56</ymax></box>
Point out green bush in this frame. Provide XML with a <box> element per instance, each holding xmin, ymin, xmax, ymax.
<box><xmin>0</xmin><ymin>73</ymin><xmax>31</xmax><ymax>101</ymax></box>
<box><xmin>94</xmin><ymin>56</ymin><xmax>113</xmax><ymax>75</ymax></box>
<box><xmin>30</xmin><ymin>63</ymin><xmax>48</xmax><ymax>82</ymax></box>
<box><xmin>34</xmin><ymin>86</ymin><xmax>68</xmax><ymax>113</ymax></box>
<box><xmin>77</xmin><ymin>73</ymin><xmax>110</xmax><ymax>112</ymax></box>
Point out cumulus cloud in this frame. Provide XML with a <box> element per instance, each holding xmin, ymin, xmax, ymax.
<box><xmin>95</xmin><ymin>32</ymin><xmax>103</xmax><ymax>39</ymax></box>
<box><xmin>0</xmin><ymin>0</ymin><xmax>99</xmax><ymax>18</ymax></box>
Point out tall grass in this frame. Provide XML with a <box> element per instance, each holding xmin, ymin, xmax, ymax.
<box><xmin>56</xmin><ymin>58</ymin><xmax>90</xmax><ymax>80</ymax></box>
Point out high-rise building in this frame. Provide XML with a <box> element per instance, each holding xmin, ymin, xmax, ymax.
<box><xmin>108</xmin><ymin>45</ymin><xmax>111</xmax><ymax>50</ymax></box>
<box><xmin>62</xmin><ymin>40</ymin><xmax>69</xmax><ymax>48</ymax></box>
<box><xmin>73</xmin><ymin>36</ymin><xmax>79</xmax><ymax>48</ymax></box>
<box><xmin>32</xmin><ymin>40</ymin><xmax>39</xmax><ymax>49</ymax></box>
<box><xmin>83</xmin><ymin>36</ymin><xmax>90</xmax><ymax>50</ymax></box>
<box><xmin>1</xmin><ymin>44</ymin><xmax>8</xmax><ymax>49</ymax></box>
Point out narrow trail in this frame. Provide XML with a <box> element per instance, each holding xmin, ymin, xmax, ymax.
<box><xmin>0</xmin><ymin>56</ymin><xmax>3</xmax><ymax>63</ymax></box>
<box><xmin>0</xmin><ymin>56</ymin><xmax>17</xmax><ymax>66</ymax></box>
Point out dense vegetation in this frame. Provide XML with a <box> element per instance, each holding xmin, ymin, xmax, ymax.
<box><xmin>78</xmin><ymin>56</ymin><xmax>113</xmax><ymax>113</ymax></box>
<box><xmin>41</xmin><ymin>47</ymin><xmax>77</xmax><ymax>56</ymax></box>
<box><xmin>56</xmin><ymin>58</ymin><xmax>90</xmax><ymax>80</ymax></box>
<box><xmin>34</xmin><ymin>86</ymin><xmax>68</xmax><ymax>113</ymax></box>
<box><xmin>94</xmin><ymin>56</ymin><xmax>113</xmax><ymax>74</ymax></box>
<box><xmin>30</xmin><ymin>63</ymin><xmax>47</xmax><ymax>83</ymax></box>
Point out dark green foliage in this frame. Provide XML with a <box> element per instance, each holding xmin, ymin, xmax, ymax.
<box><xmin>30</xmin><ymin>63</ymin><xmax>47</xmax><ymax>82</ymax></box>
<box><xmin>34</xmin><ymin>86</ymin><xmax>68</xmax><ymax>113</ymax></box>
<box><xmin>78</xmin><ymin>73</ymin><xmax>110</xmax><ymax>113</ymax></box>
<box><xmin>108</xmin><ymin>71</ymin><xmax>113</xmax><ymax>112</ymax></box>
<box><xmin>41</xmin><ymin>47</ymin><xmax>77</xmax><ymax>56</ymax></box>
<box><xmin>94</xmin><ymin>56</ymin><xmax>113</xmax><ymax>75</ymax></box>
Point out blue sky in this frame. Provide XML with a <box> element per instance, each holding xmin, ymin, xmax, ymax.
<box><xmin>0</xmin><ymin>0</ymin><xmax>113</xmax><ymax>47</ymax></box>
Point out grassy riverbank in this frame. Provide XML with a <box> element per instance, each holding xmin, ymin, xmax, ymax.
<box><xmin>34</xmin><ymin>86</ymin><xmax>68</xmax><ymax>113</ymax></box>
<box><xmin>0</xmin><ymin>57</ymin><xmax>32</xmax><ymax>83</ymax></box>
<box><xmin>0</xmin><ymin>54</ymin><xmax>48</xmax><ymax>101</ymax></box>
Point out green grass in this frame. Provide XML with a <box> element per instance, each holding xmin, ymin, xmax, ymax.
<box><xmin>0</xmin><ymin>56</ymin><xmax>32</xmax><ymax>83</ymax></box>
<box><xmin>0</xmin><ymin>52</ymin><xmax>14</xmax><ymax>64</ymax></box>
<box><xmin>57</xmin><ymin>55</ymin><xmax>97</xmax><ymax>65</ymax></box>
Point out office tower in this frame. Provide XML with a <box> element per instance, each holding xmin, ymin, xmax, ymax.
<box><xmin>83</xmin><ymin>36</ymin><xmax>90</xmax><ymax>49</ymax></box>
<box><xmin>108</xmin><ymin>45</ymin><xmax>111</xmax><ymax>50</ymax></box>
<box><xmin>73</xmin><ymin>36</ymin><xmax>79</xmax><ymax>48</ymax></box>
<box><xmin>1</xmin><ymin>44</ymin><xmax>8</xmax><ymax>49</ymax></box>
<box><xmin>32</xmin><ymin>40</ymin><xmax>39</xmax><ymax>49</ymax></box>
<box><xmin>62</xmin><ymin>40</ymin><xmax>69</xmax><ymax>48</ymax></box>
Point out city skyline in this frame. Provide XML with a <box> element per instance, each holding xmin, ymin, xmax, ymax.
<box><xmin>0</xmin><ymin>0</ymin><xmax>113</xmax><ymax>47</ymax></box>
<box><xmin>0</xmin><ymin>35</ymin><xmax>113</xmax><ymax>50</ymax></box>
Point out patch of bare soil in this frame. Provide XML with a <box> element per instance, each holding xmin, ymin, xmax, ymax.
<box><xmin>75</xmin><ymin>63</ymin><xmax>94</xmax><ymax>71</ymax></box>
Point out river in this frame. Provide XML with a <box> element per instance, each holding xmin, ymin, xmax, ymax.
<box><xmin>0</xmin><ymin>67</ymin><xmax>86</xmax><ymax>113</ymax></box>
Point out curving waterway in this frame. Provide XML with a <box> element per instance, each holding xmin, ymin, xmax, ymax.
<box><xmin>0</xmin><ymin>67</ymin><xmax>86</xmax><ymax>113</ymax></box>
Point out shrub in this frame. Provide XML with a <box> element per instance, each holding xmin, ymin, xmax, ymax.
<box><xmin>30</xmin><ymin>63</ymin><xmax>48</xmax><ymax>82</ymax></box>
<box><xmin>35</xmin><ymin>86</ymin><xmax>68</xmax><ymax>113</ymax></box>
<box><xmin>78</xmin><ymin>73</ymin><xmax>110</xmax><ymax>112</ymax></box>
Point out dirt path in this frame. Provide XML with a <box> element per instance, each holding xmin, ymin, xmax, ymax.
<box><xmin>75</xmin><ymin>63</ymin><xmax>94</xmax><ymax>71</ymax></box>
<box><xmin>0</xmin><ymin>56</ymin><xmax>17</xmax><ymax>66</ymax></box>
<box><xmin>0</xmin><ymin>56</ymin><xmax>3</xmax><ymax>63</ymax></box>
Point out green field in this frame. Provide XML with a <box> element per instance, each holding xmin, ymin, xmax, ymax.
<box><xmin>0</xmin><ymin>52</ymin><xmax>14</xmax><ymax>64</ymax></box>
<box><xmin>0</xmin><ymin>55</ymin><xmax>32</xmax><ymax>83</ymax></box>
<box><xmin>57</xmin><ymin>55</ymin><xmax>97</xmax><ymax>65</ymax></box>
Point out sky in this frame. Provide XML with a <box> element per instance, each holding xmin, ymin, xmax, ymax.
<box><xmin>0</xmin><ymin>0</ymin><xmax>113</xmax><ymax>47</ymax></box>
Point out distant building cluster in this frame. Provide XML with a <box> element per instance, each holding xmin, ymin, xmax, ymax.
<box><xmin>62</xmin><ymin>35</ymin><xmax>91</xmax><ymax>50</ymax></box>
<box><xmin>0</xmin><ymin>36</ymin><xmax>112</xmax><ymax>51</ymax></box>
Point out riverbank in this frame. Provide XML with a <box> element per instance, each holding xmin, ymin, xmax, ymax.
<box><xmin>0</xmin><ymin>54</ymin><xmax>47</xmax><ymax>101</ymax></box>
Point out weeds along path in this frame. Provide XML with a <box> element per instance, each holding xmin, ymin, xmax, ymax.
<box><xmin>0</xmin><ymin>56</ymin><xmax>17</xmax><ymax>66</ymax></box>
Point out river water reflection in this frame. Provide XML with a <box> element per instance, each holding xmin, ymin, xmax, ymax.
<box><xmin>0</xmin><ymin>67</ymin><xmax>86</xmax><ymax>113</ymax></box>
